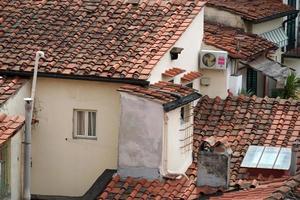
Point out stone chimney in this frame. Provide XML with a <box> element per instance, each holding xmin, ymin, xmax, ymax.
<box><xmin>197</xmin><ymin>136</ymin><xmax>232</xmax><ymax>189</ymax></box>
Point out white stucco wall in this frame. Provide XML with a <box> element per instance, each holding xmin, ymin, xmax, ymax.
<box><xmin>10</xmin><ymin>129</ymin><xmax>23</xmax><ymax>200</ymax></box>
<box><xmin>165</xmin><ymin>107</ymin><xmax>192</xmax><ymax>174</ymax></box>
<box><xmin>251</xmin><ymin>18</ymin><xmax>283</xmax><ymax>34</ymax></box>
<box><xmin>31</xmin><ymin>77</ymin><xmax>122</xmax><ymax>196</ymax></box>
<box><xmin>284</xmin><ymin>57</ymin><xmax>300</xmax><ymax>75</ymax></box>
<box><xmin>148</xmin><ymin>8</ymin><xmax>204</xmax><ymax>91</ymax></box>
<box><xmin>205</xmin><ymin>7</ymin><xmax>245</xmax><ymax>29</ymax></box>
<box><xmin>118</xmin><ymin>92</ymin><xmax>164</xmax><ymax>178</ymax></box>
<box><xmin>0</xmin><ymin>81</ymin><xmax>31</xmax><ymax>115</ymax></box>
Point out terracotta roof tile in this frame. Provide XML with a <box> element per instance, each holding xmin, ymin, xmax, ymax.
<box><xmin>192</xmin><ymin>95</ymin><xmax>300</xmax><ymax>183</ymax></box>
<box><xmin>118</xmin><ymin>81</ymin><xmax>199</xmax><ymax>105</ymax></box>
<box><xmin>207</xmin><ymin>0</ymin><xmax>296</xmax><ymax>22</ymax></box>
<box><xmin>162</xmin><ymin>67</ymin><xmax>185</xmax><ymax>78</ymax></box>
<box><xmin>204</xmin><ymin>22</ymin><xmax>277</xmax><ymax>61</ymax></box>
<box><xmin>0</xmin><ymin>0</ymin><xmax>205</xmax><ymax>81</ymax></box>
<box><xmin>98</xmin><ymin>95</ymin><xmax>300</xmax><ymax>199</ymax></box>
<box><xmin>0</xmin><ymin>76</ymin><xmax>27</xmax><ymax>105</ymax></box>
<box><xmin>0</xmin><ymin>113</ymin><xmax>24</xmax><ymax>146</ymax></box>
<box><xmin>181</xmin><ymin>71</ymin><xmax>202</xmax><ymax>83</ymax></box>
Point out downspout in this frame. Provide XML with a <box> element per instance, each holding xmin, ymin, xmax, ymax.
<box><xmin>161</xmin><ymin>113</ymin><xmax>188</xmax><ymax>179</ymax></box>
<box><xmin>23</xmin><ymin>51</ymin><xmax>44</xmax><ymax>200</ymax></box>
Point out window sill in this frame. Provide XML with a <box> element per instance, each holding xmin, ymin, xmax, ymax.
<box><xmin>73</xmin><ymin>136</ymin><xmax>97</xmax><ymax>140</ymax></box>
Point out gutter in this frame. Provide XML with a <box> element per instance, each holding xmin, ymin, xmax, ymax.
<box><xmin>163</xmin><ymin>92</ymin><xmax>202</xmax><ymax>112</ymax></box>
<box><xmin>0</xmin><ymin>71</ymin><xmax>149</xmax><ymax>86</ymax></box>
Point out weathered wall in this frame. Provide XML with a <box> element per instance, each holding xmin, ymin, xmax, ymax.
<box><xmin>205</xmin><ymin>7</ymin><xmax>245</xmax><ymax>29</ymax></box>
<box><xmin>197</xmin><ymin>152</ymin><xmax>230</xmax><ymax>188</ymax></box>
<box><xmin>31</xmin><ymin>77</ymin><xmax>122</xmax><ymax>196</ymax></box>
<box><xmin>284</xmin><ymin>57</ymin><xmax>300</xmax><ymax>75</ymax></box>
<box><xmin>0</xmin><ymin>80</ymin><xmax>31</xmax><ymax>115</ymax></box>
<box><xmin>148</xmin><ymin>8</ymin><xmax>204</xmax><ymax>91</ymax></box>
<box><xmin>118</xmin><ymin>92</ymin><xmax>164</xmax><ymax>179</ymax></box>
<box><xmin>10</xmin><ymin>129</ymin><xmax>23</xmax><ymax>200</ymax></box>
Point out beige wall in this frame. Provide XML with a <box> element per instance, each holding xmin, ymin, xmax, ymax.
<box><xmin>148</xmin><ymin>9</ymin><xmax>204</xmax><ymax>91</ymax></box>
<box><xmin>251</xmin><ymin>18</ymin><xmax>283</xmax><ymax>34</ymax></box>
<box><xmin>10</xmin><ymin>129</ymin><xmax>23</xmax><ymax>200</ymax></box>
<box><xmin>32</xmin><ymin>78</ymin><xmax>122</xmax><ymax>196</ymax></box>
<box><xmin>205</xmin><ymin>7</ymin><xmax>245</xmax><ymax>29</ymax></box>
<box><xmin>0</xmin><ymin>81</ymin><xmax>30</xmax><ymax>116</ymax></box>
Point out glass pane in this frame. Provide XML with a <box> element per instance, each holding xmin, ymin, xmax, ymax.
<box><xmin>76</xmin><ymin>111</ymin><xmax>85</xmax><ymax>135</ymax></box>
<box><xmin>241</xmin><ymin>146</ymin><xmax>264</xmax><ymax>168</ymax></box>
<box><xmin>88</xmin><ymin>112</ymin><xmax>96</xmax><ymax>136</ymax></box>
<box><xmin>257</xmin><ymin>147</ymin><xmax>280</xmax><ymax>169</ymax></box>
<box><xmin>273</xmin><ymin>148</ymin><xmax>292</xmax><ymax>170</ymax></box>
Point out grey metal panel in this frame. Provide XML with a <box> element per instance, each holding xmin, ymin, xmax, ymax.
<box><xmin>273</xmin><ymin>148</ymin><xmax>292</xmax><ymax>170</ymax></box>
<box><xmin>241</xmin><ymin>146</ymin><xmax>264</xmax><ymax>168</ymax></box>
<box><xmin>257</xmin><ymin>147</ymin><xmax>280</xmax><ymax>169</ymax></box>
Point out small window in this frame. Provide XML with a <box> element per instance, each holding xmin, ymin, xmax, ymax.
<box><xmin>73</xmin><ymin>109</ymin><xmax>97</xmax><ymax>139</ymax></box>
<box><xmin>185</xmin><ymin>82</ymin><xmax>193</xmax><ymax>88</ymax></box>
<box><xmin>180</xmin><ymin>104</ymin><xmax>190</xmax><ymax>125</ymax></box>
<box><xmin>168</xmin><ymin>79</ymin><xmax>174</xmax><ymax>83</ymax></box>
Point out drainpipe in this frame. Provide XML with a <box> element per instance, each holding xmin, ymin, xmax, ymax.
<box><xmin>23</xmin><ymin>51</ymin><xmax>44</xmax><ymax>200</ymax></box>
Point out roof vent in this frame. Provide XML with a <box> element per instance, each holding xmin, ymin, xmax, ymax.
<box><xmin>170</xmin><ymin>47</ymin><xmax>184</xmax><ymax>60</ymax></box>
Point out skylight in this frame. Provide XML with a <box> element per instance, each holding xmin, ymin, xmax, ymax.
<box><xmin>241</xmin><ymin>146</ymin><xmax>292</xmax><ymax>170</ymax></box>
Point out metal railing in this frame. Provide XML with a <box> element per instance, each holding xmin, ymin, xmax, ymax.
<box><xmin>284</xmin><ymin>46</ymin><xmax>300</xmax><ymax>58</ymax></box>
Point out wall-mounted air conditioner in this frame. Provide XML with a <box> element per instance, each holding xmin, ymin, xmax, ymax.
<box><xmin>200</xmin><ymin>50</ymin><xmax>228</xmax><ymax>70</ymax></box>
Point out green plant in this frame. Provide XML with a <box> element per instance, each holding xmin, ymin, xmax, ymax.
<box><xmin>239</xmin><ymin>88</ymin><xmax>255</xmax><ymax>97</ymax></box>
<box><xmin>280</xmin><ymin>72</ymin><xmax>300</xmax><ymax>99</ymax></box>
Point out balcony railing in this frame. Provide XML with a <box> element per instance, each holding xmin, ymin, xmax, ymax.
<box><xmin>284</xmin><ymin>46</ymin><xmax>300</xmax><ymax>58</ymax></box>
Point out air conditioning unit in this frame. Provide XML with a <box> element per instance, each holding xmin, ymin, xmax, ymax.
<box><xmin>200</xmin><ymin>50</ymin><xmax>228</xmax><ymax>70</ymax></box>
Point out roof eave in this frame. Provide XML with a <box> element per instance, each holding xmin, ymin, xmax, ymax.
<box><xmin>0</xmin><ymin>71</ymin><xmax>150</xmax><ymax>86</ymax></box>
<box><xmin>163</xmin><ymin>92</ymin><xmax>202</xmax><ymax>112</ymax></box>
<box><xmin>243</xmin><ymin>10</ymin><xmax>299</xmax><ymax>24</ymax></box>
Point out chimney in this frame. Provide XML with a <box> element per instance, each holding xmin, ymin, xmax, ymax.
<box><xmin>197</xmin><ymin>136</ymin><xmax>232</xmax><ymax>189</ymax></box>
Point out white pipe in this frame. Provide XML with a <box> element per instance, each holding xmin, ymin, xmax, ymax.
<box><xmin>23</xmin><ymin>51</ymin><xmax>44</xmax><ymax>200</ymax></box>
<box><xmin>31</xmin><ymin>51</ymin><xmax>44</xmax><ymax>104</ymax></box>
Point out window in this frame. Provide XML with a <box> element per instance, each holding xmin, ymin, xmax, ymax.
<box><xmin>168</xmin><ymin>79</ymin><xmax>174</xmax><ymax>83</ymax></box>
<box><xmin>73</xmin><ymin>109</ymin><xmax>96</xmax><ymax>139</ymax></box>
<box><xmin>180</xmin><ymin>104</ymin><xmax>190</xmax><ymax>125</ymax></box>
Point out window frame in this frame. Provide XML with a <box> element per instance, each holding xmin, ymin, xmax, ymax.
<box><xmin>73</xmin><ymin>109</ymin><xmax>97</xmax><ymax>140</ymax></box>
